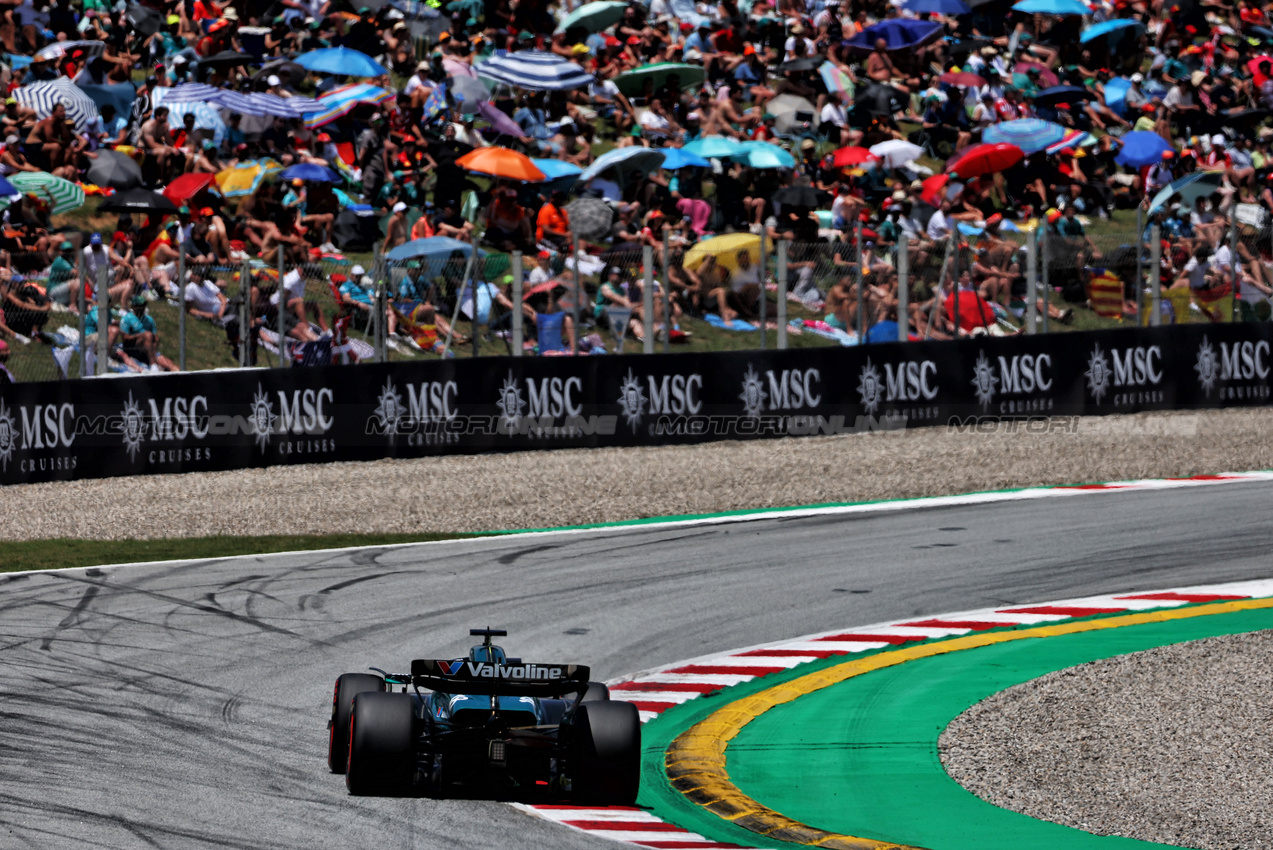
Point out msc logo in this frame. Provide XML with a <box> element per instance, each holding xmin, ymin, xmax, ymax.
<box><xmin>859</xmin><ymin>358</ymin><xmax>938</xmax><ymax>414</ymax></box>
<box><xmin>437</xmin><ymin>660</ymin><xmax>466</xmax><ymax>675</ymax></box>
<box><xmin>1087</xmin><ymin>344</ymin><xmax>1163</xmax><ymax>404</ymax></box>
<box><xmin>1196</xmin><ymin>336</ymin><xmax>1271</xmax><ymax>398</ymax></box>
<box><xmin>765</xmin><ymin>368</ymin><xmax>821</xmax><ymax>411</ymax></box>
<box><xmin>617</xmin><ymin>369</ymin><xmax>703</xmax><ymax>432</ymax></box>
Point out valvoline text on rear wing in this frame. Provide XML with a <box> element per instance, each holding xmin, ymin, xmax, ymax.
<box><xmin>411</xmin><ymin>658</ymin><xmax>591</xmax><ymax>696</ymax></box>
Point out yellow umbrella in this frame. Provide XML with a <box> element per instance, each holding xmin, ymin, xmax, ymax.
<box><xmin>214</xmin><ymin>158</ymin><xmax>282</xmax><ymax>197</ymax></box>
<box><xmin>683</xmin><ymin>233</ymin><xmax>761</xmax><ymax>273</ymax></box>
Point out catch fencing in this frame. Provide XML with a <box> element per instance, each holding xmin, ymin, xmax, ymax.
<box><xmin>3</xmin><ymin>220</ymin><xmax>1269</xmax><ymax>383</ymax></box>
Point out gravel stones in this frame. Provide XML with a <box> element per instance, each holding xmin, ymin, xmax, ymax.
<box><xmin>2</xmin><ymin>407</ymin><xmax>1272</xmax><ymax>541</ymax></box>
<box><xmin>941</xmin><ymin>630</ymin><xmax>1273</xmax><ymax>849</ymax></box>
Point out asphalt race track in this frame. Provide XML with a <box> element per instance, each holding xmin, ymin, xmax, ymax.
<box><xmin>2</xmin><ymin>481</ymin><xmax>1271</xmax><ymax>850</ymax></box>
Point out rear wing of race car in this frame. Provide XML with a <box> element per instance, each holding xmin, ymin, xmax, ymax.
<box><xmin>411</xmin><ymin>658</ymin><xmax>591</xmax><ymax>697</ymax></box>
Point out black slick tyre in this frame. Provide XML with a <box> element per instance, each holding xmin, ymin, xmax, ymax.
<box><xmin>346</xmin><ymin>692</ymin><xmax>416</xmax><ymax>795</ymax></box>
<box><xmin>569</xmin><ymin>701</ymin><xmax>640</xmax><ymax>805</ymax></box>
<box><xmin>328</xmin><ymin>673</ymin><xmax>384</xmax><ymax>773</ymax></box>
<box><xmin>581</xmin><ymin>681</ymin><xmax>610</xmax><ymax>703</ymax></box>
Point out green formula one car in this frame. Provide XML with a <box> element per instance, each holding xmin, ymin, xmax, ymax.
<box><xmin>327</xmin><ymin>628</ymin><xmax>640</xmax><ymax>801</ymax></box>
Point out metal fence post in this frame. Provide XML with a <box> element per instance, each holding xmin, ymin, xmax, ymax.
<box><xmin>758</xmin><ymin>231</ymin><xmax>768</xmax><ymax>350</ymax></box>
<box><xmin>1040</xmin><ymin>225</ymin><xmax>1050</xmax><ymax>335</ymax></box>
<box><xmin>661</xmin><ymin>230</ymin><xmax>670</xmax><ymax>354</ymax></box>
<box><xmin>177</xmin><ymin>251</ymin><xmax>186</xmax><ymax>371</ymax></box>
<box><xmin>570</xmin><ymin>226</ymin><xmax>580</xmax><ymax>356</ymax></box>
<box><xmin>511</xmin><ymin>250</ymin><xmax>523</xmax><ymax>357</ymax></box>
<box><xmin>1026</xmin><ymin>228</ymin><xmax>1038</xmax><ymax>335</ymax></box>
<box><xmin>1228</xmin><ymin>213</ymin><xmax>1239</xmax><ymax>322</ymax></box>
<box><xmin>472</xmin><ymin>256</ymin><xmax>480</xmax><ymax>359</ymax></box>
<box><xmin>776</xmin><ymin>239</ymin><xmax>788</xmax><ymax>350</ymax></box>
<box><xmin>1135</xmin><ymin>206</ymin><xmax>1144</xmax><ymax>324</ymax></box>
<box><xmin>642</xmin><ymin>245</ymin><xmax>654</xmax><ymax>354</ymax></box>
<box><xmin>277</xmin><ymin>246</ymin><xmax>288</xmax><ymax>368</ymax></box>
<box><xmin>96</xmin><ymin>264</ymin><xmax>108</xmax><ymax>376</ymax></box>
<box><xmin>897</xmin><ymin>237</ymin><xmax>908</xmax><ymax>342</ymax></box>
<box><xmin>441</xmin><ymin>249</ymin><xmax>476</xmax><ymax>357</ymax></box>
<box><xmin>1150</xmin><ymin>224</ymin><xmax>1162</xmax><ymax>327</ymax></box>
<box><xmin>372</xmin><ymin>247</ymin><xmax>385</xmax><ymax>363</ymax></box>
<box><xmin>76</xmin><ymin>249</ymin><xmax>85</xmax><ymax>377</ymax></box>
<box><xmin>950</xmin><ymin>229</ymin><xmax>960</xmax><ymax>337</ymax></box>
<box><xmin>239</xmin><ymin>258</ymin><xmax>250</xmax><ymax>368</ymax></box>
<box><xmin>854</xmin><ymin>220</ymin><xmax>864</xmax><ymax>342</ymax></box>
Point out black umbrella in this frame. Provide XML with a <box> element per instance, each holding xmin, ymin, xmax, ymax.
<box><xmin>773</xmin><ymin>185</ymin><xmax>824</xmax><ymax>208</ymax></box>
<box><xmin>1034</xmin><ymin>85</ymin><xmax>1091</xmax><ymax>108</ymax></box>
<box><xmin>858</xmin><ymin>81</ymin><xmax>905</xmax><ymax>116</ymax></box>
<box><xmin>125</xmin><ymin>2</ymin><xmax>163</xmax><ymax>36</ymax></box>
<box><xmin>87</xmin><ymin>149</ymin><xmax>143</xmax><ymax>190</ymax></box>
<box><xmin>777</xmin><ymin>57</ymin><xmax>820</xmax><ymax>73</ymax></box>
<box><xmin>98</xmin><ymin>188</ymin><xmax>179</xmax><ymax>215</ymax></box>
<box><xmin>252</xmin><ymin>59</ymin><xmax>307</xmax><ymax>89</ymax></box>
<box><xmin>200</xmin><ymin>50</ymin><xmax>255</xmax><ymax>69</ymax></box>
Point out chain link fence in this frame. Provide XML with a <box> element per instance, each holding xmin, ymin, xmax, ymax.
<box><xmin>5</xmin><ymin>220</ymin><xmax>1272</xmax><ymax>383</ymax></box>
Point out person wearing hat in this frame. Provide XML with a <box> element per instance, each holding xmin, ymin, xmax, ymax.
<box><xmin>120</xmin><ymin>295</ymin><xmax>178</xmax><ymax>372</ymax></box>
<box><xmin>382</xmin><ymin>201</ymin><xmax>410</xmax><ymax>256</ymax></box>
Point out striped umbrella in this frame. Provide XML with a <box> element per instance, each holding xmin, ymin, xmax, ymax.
<box><xmin>475</xmin><ymin>50</ymin><xmax>592</xmax><ymax>91</ymax></box>
<box><xmin>14</xmin><ymin>78</ymin><xmax>99</xmax><ymax>133</ymax></box>
<box><xmin>34</xmin><ymin>39</ymin><xmax>105</xmax><ymax>62</ymax></box>
<box><xmin>156</xmin><ymin>83</ymin><xmax>222</xmax><ymax>104</ymax></box>
<box><xmin>981</xmin><ymin>118</ymin><xmax>1067</xmax><ymax>155</ymax></box>
<box><xmin>153</xmin><ymin>87</ymin><xmax>226</xmax><ymax>146</ymax></box>
<box><xmin>1045</xmin><ymin>129</ymin><xmax>1097</xmax><ymax>156</ymax></box>
<box><xmin>7</xmin><ymin>172</ymin><xmax>84</xmax><ymax>213</ymax></box>
<box><xmin>303</xmin><ymin>83</ymin><xmax>393</xmax><ymax>128</ymax></box>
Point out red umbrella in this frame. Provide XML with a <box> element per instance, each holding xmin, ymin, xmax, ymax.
<box><xmin>1248</xmin><ymin>56</ymin><xmax>1273</xmax><ymax>85</ymax></box>
<box><xmin>939</xmin><ymin>71</ymin><xmax>986</xmax><ymax>88</ymax></box>
<box><xmin>921</xmin><ymin>173</ymin><xmax>950</xmax><ymax>207</ymax></box>
<box><xmin>945</xmin><ymin>142</ymin><xmax>1024</xmax><ymax>179</ymax></box>
<box><xmin>163</xmin><ymin>172</ymin><xmax>217</xmax><ymax>206</ymax></box>
<box><xmin>1013</xmin><ymin>61</ymin><xmax>1059</xmax><ymax>88</ymax></box>
<box><xmin>833</xmin><ymin>146</ymin><xmax>878</xmax><ymax>167</ymax></box>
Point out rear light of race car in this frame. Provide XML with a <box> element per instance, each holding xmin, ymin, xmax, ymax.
<box><xmin>488</xmin><ymin>741</ymin><xmax>506</xmax><ymax>763</ymax></box>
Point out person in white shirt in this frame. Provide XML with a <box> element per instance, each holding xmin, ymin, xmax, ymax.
<box><xmin>926</xmin><ymin>200</ymin><xmax>952</xmax><ymax>241</ymax></box>
<box><xmin>820</xmin><ymin>93</ymin><xmax>850</xmax><ymax>143</ymax></box>
<box><xmin>185</xmin><ymin>278</ymin><xmax>229</xmax><ymax>325</ymax></box>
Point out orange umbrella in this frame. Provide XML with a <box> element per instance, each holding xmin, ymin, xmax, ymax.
<box><xmin>833</xmin><ymin>146</ymin><xmax>877</xmax><ymax>167</ymax></box>
<box><xmin>456</xmin><ymin>146</ymin><xmax>546</xmax><ymax>182</ymax></box>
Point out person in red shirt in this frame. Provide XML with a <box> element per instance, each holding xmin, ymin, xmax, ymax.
<box><xmin>994</xmin><ymin>88</ymin><xmax>1021</xmax><ymax>122</ymax></box>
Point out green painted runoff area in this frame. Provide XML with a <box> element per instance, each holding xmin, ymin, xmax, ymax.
<box><xmin>640</xmin><ymin>607</ymin><xmax>1273</xmax><ymax>849</ymax></box>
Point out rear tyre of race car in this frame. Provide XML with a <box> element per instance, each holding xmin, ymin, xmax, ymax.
<box><xmin>346</xmin><ymin>692</ymin><xmax>416</xmax><ymax>796</ymax></box>
<box><xmin>328</xmin><ymin>673</ymin><xmax>385</xmax><ymax>773</ymax></box>
<box><xmin>569</xmin><ymin>701</ymin><xmax>640</xmax><ymax>805</ymax></box>
<box><xmin>581</xmin><ymin>682</ymin><xmax>610</xmax><ymax>702</ymax></box>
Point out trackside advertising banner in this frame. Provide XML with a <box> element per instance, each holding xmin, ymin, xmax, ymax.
<box><xmin>0</xmin><ymin>322</ymin><xmax>1269</xmax><ymax>484</ymax></box>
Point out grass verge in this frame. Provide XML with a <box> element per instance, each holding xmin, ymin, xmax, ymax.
<box><xmin>0</xmin><ymin>531</ymin><xmax>481</xmax><ymax>573</ymax></box>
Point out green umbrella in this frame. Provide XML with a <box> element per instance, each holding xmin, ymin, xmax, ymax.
<box><xmin>613</xmin><ymin>63</ymin><xmax>705</xmax><ymax>97</ymax></box>
<box><xmin>6</xmin><ymin>172</ymin><xmax>85</xmax><ymax>214</ymax></box>
<box><xmin>555</xmin><ymin>0</ymin><xmax>626</xmax><ymax>34</ymax></box>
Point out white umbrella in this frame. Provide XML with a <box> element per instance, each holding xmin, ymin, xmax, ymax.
<box><xmin>869</xmin><ymin>140</ymin><xmax>924</xmax><ymax>168</ymax></box>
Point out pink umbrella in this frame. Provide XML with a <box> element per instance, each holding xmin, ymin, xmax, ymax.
<box><xmin>1014</xmin><ymin>61</ymin><xmax>1059</xmax><ymax>88</ymax></box>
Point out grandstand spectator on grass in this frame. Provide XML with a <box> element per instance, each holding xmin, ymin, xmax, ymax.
<box><xmin>181</xmin><ymin>222</ymin><xmax>217</xmax><ymax>267</ymax></box>
<box><xmin>120</xmin><ymin>295</ymin><xmax>179</xmax><ymax>372</ymax></box>
<box><xmin>45</xmin><ymin>241</ymin><xmax>81</xmax><ymax>313</ymax></box>
<box><xmin>485</xmin><ymin>185</ymin><xmax>533</xmax><ymax>252</ymax></box>
<box><xmin>141</xmin><ymin>106</ymin><xmax>182</xmax><ymax>186</ymax></box>
<box><xmin>383</xmin><ymin>201</ymin><xmax>409</xmax><ymax>255</ymax></box>
<box><xmin>338</xmin><ymin>270</ymin><xmax>399</xmax><ymax>337</ymax></box>
<box><xmin>433</xmin><ymin>199</ymin><xmax>476</xmax><ymax>243</ymax></box>
<box><xmin>185</xmin><ymin>276</ymin><xmax>230</xmax><ymax>326</ymax></box>
<box><xmin>24</xmin><ymin>103</ymin><xmax>73</xmax><ymax>177</ymax></box>
<box><xmin>710</xmin><ymin>249</ymin><xmax>763</xmax><ymax>323</ymax></box>
<box><xmin>536</xmin><ymin>191</ymin><xmax>571</xmax><ymax>251</ymax></box>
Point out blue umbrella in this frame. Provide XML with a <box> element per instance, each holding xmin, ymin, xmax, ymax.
<box><xmin>682</xmin><ymin>135</ymin><xmax>747</xmax><ymax>158</ymax></box>
<box><xmin>659</xmin><ymin>148</ymin><xmax>710</xmax><ymax>169</ymax></box>
<box><xmin>1012</xmin><ymin>0</ymin><xmax>1090</xmax><ymax>13</ymax></box>
<box><xmin>532</xmin><ymin>158</ymin><xmax>584</xmax><ymax>193</ymax></box>
<box><xmin>1114</xmin><ymin>131</ymin><xmax>1175</xmax><ymax>168</ymax></box>
<box><xmin>385</xmin><ymin>235</ymin><xmax>481</xmax><ymax>264</ymax></box>
<box><xmin>0</xmin><ymin>175</ymin><xmax>17</xmax><ymax>196</ymax></box>
<box><xmin>1033</xmin><ymin>85</ymin><xmax>1091</xmax><ymax>108</ymax></box>
<box><xmin>733</xmin><ymin>141</ymin><xmax>797</xmax><ymax>169</ymax></box>
<box><xmin>1148</xmin><ymin>171</ymin><xmax>1223</xmax><ymax>215</ymax></box>
<box><xmin>845</xmin><ymin>19</ymin><xmax>944</xmax><ymax>51</ymax></box>
<box><xmin>982</xmin><ymin>118</ymin><xmax>1068</xmax><ymax>154</ymax></box>
<box><xmin>579</xmin><ymin>146</ymin><xmax>666</xmax><ymax>184</ymax></box>
<box><xmin>279</xmin><ymin>163</ymin><xmax>341</xmax><ymax>183</ymax></box>
<box><xmin>295</xmin><ymin>47</ymin><xmax>387</xmax><ymax>78</ymax></box>
<box><xmin>903</xmin><ymin>0</ymin><xmax>971</xmax><ymax>14</ymax></box>
<box><xmin>1103</xmin><ymin>76</ymin><xmax>1132</xmax><ymax>117</ymax></box>
<box><xmin>1080</xmin><ymin>18</ymin><xmax>1143</xmax><ymax>42</ymax></box>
